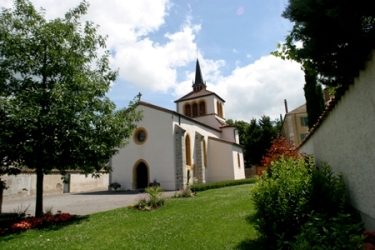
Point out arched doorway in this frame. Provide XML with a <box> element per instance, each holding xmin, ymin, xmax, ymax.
<box><xmin>134</xmin><ymin>161</ymin><xmax>149</xmax><ymax>189</ymax></box>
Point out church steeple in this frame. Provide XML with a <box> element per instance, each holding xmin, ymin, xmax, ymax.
<box><xmin>193</xmin><ymin>59</ymin><xmax>206</xmax><ymax>92</ymax></box>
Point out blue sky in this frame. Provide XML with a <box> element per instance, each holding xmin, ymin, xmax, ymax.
<box><xmin>1</xmin><ymin>0</ymin><xmax>305</xmax><ymax>120</ymax></box>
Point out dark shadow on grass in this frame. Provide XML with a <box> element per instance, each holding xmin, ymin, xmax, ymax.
<box><xmin>40</xmin><ymin>214</ymin><xmax>89</xmax><ymax>232</ymax></box>
<box><xmin>234</xmin><ymin>213</ymin><xmax>271</xmax><ymax>250</ymax></box>
<box><xmin>235</xmin><ymin>238</ymin><xmax>269</xmax><ymax>250</ymax></box>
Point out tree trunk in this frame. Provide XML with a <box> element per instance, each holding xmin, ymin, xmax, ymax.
<box><xmin>35</xmin><ymin>168</ymin><xmax>44</xmax><ymax>217</ymax></box>
<box><xmin>0</xmin><ymin>184</ymin><xmax>3</xmax><ymax>214</ymax></box>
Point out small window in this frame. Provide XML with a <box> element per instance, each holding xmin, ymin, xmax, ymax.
<box><xmin>300</xmin><ymin>117</ymin><xmax>308</xmax><ymax>127</ymax></box>
<box><xmin>192</xmin><ymin>103</ymin><xmax>198</xmax><ymax>117</ymax></box>
<box><xmin>217</xmin><ymin>101</ymin><xmax>223</xmax><ymax>117</ymax></box>
<box><xmin>184</xmin><ymin>103</ymin><xmax>191</xmax><ymax>117</ymax></box>
<box><xmin>134</xmin><ymin>127</ymin><xmax>147</xmax><ymax>144</ymax></box>
<box><xmin>199</xmin><ymin>101</ymin><xmax>206</xmax><ymax>116</ymax></box>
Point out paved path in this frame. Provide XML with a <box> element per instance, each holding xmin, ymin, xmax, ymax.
<box><xmin>2</xmin><ymin>190</ymin><xmax>175</xmax><ymax>216</ymax></box>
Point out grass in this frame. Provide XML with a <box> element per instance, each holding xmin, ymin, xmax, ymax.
<box><xmin>0</xmin><ymin>184</ymin><xmax>259</xmax><ymax>250</ymax></box>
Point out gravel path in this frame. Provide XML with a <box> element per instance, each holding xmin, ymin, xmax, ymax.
<box><xmin>2</xmin><ymin>190</ymin><xmax>175</xmax><ymax>216</ymax></box>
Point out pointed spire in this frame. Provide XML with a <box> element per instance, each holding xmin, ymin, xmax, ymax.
<box><xmin>193</xmin><ymin>59</ymin><xmax>206</xmax><ymax>92</ymax></box>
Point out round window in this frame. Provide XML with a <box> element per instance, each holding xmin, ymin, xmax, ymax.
<box><xmin>134</xmin><ymin>128</ymin><xmax>147</xmax><ymax>144</ymax></box>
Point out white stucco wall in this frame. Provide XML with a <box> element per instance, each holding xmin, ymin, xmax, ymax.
<box><xmin>112</xmin><ymin>102</ymin><xmax>245</xmax><ymax>191</ymax></box>
<box><xmin>299</xmin><ymin>51</ymin><xmax>375</xmax><ymax>230</ymax></box>
<box><xmin>233</xmin><ymin>148</ymin><xmax>246</xmax><ymax>179</ymax></box>
<box><xmin>111</xmin><ymin>105</ymin><xmax>177</xmax><ymax>190</ymax></box>
<box><xmin>221</xmin><ymin>127</ymin><xmax>237</xmax><ymax>143</ymax></box>
<box><xmin>207</xmin><ymin>139</ymin><xmax>233</xmax><ymax>182</ymax></box>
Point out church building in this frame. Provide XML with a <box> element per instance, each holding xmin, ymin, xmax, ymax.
<box><xmin>110</xmin><ymin>60</ymin><xmax>245</xmax><ymax>190</ymax></box>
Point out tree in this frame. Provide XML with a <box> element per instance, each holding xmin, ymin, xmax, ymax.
<box><xmin>228</xmin><ymin>116</ymin><xmax>280</xmax><ymax>167</ymax></box>
<box><xmin>277</xmin><ymin>0</ymin><xmax>375</xmax><ymax>89</ymax></box>
<box><xmin>303</xmin><ymin>68</ymin><xmax>325</xmax><ymax>128</ymax></box>
<box><xmin>0</xmin><ymin>0</ymin><xmax>141</xmax><ymax>217</ymax></box>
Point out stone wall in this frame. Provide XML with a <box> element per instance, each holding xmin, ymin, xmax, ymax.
<box><xmin>299</xmin><ymin>51</ymin><xmax>375</xmax><ymax>230</ymax></box>
<box><xmin>3</xmin><ymin>173</ymin><xmax>109</xmax><ymax>197</ymax></box>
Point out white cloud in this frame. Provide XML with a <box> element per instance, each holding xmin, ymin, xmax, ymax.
<box><xmin>174</xmin><ymin>55</ymin><xmax>305</xmax><ymax>121</ymax></box>
<box><xmin>113</xmin><ymin>23</ymin><xmax>199</xmax><ymax>92</ymax></box>
<box><xmin>217</xmin><ymin>55</ymin><xmax>305</xmax><ymax>120</ymax></box>
<box><xmin>1</xmin><ymin>0</ymin><xmax>198</xmax><ymax>92</ymax></box>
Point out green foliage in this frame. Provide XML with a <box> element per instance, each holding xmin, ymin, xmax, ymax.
<box><xmin>252</xmin><ymin>158</ymin><xmax>311</xmax><ymax>246</ymax></box>
<box><xmin>0</xmin><ymin>0</ymin><xmax>141</xmax><ymax>217</ymax></box>
<box><xmin>108</xmin><ymin>182</ymin><xmax>121</xmax><ymax>191</ymax></box>
<box><xmin>174</xmin><ymin>186</ymin><xmax>195</xmax><ymax>198</ymax></box>
<box><xmin>134</xmin><ymin>186</ymin><xmax>165</xmax><ymax>210</ymax></box>
<box><xmin>252</xmin><ymin>157</ymin><xmax>363</xmax><ymax>249</ymax></box>
<box><xmin>308</xmin><ymin>164</ymin><xmax>349</xmax><ymax>216</ymax></box>
<box><xmin>292</xmin><ymin>213</ymin><xmax>364</xmax><ymax>250</ymax></box>
<box><xmin>227</xmin><ymin>116</ymin><xmax>281</xmax><ymax>166</ymax></box>
<box><xmin>145</xmin><ymin>186</ymin><xmax>164</xmax><ymax>208</ymax></box>
<box><xmin>276</xmin><ymin>0</ymin><xmax>375</xmax><ymax>89</ymax></box>
<box><xmin>303</xmin><ymin>69</ymin><xmax>325</xmax><ymax>128</ymax></box>
<box><xmin>191</xmin><ymin>177</ymin><xmax>256</xmax><ymax>192</ymax></box>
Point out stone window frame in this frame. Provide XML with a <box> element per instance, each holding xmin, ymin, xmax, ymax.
<box><xmin>133</xmin><ymin>127</ymin><xmax>147</xmax><ymax>145</ymax></box>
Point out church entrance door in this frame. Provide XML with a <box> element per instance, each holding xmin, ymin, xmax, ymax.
<box><xmin>135</xmin><ymin>162</ymin><xmax>148</xmax><ymax>189</ymax></box>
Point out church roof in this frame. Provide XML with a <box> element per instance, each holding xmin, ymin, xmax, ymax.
<box><xmin>174</xmin><ymin>88</ymin><xmax>225</xmax><ymax>103</ymax></box>
<box><xmin>175</xmin><ymin>59</ymin><xmax>225</xmax><ymax>103</ymax></box>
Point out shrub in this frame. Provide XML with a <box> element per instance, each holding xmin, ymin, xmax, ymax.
<box><xmin>252</xmin><ymin>157</ymin><xmax>364</xmax><ymax>248</ymax></box>
<box><xmin>191</xmin><ymin>178</ymin><xmax>256</xmax><ymax>192</ymax></box>
<box><xmin>260</xmin><ymin>137</ymin><xmax>300</xmax><ymax>168</ymax></box>
<box><xmin>134</xmin><ymin>186</ymin><xmax>165</xmax><ymax>211</ymax></box>
<box><xmin>252</xmin><ymin>158</ymin><xmax>311</xmax><ymax>247</ymax></box>
<box><xmin>109</xmin><ymin>182</ymin><xmax>121</xmax><ymax>191</ymax></box>
<box><xmin>145</xmin><ymin>186</ymin><xmax>164</xmax><ymax>208</ymax></box>
<box><xmin>174</xmin><ymin>186</ymin><xmax>195</xmax><ymax>198</ymax></box>
<box><xmin>292</xmin><ymin>213</ymin><xmax>363</xmax><ymax>250</ymax></box>
<box><xmin>308</xmin><ymin>163</ymin><xmax>351</xmax><ymax>216</ymax></box>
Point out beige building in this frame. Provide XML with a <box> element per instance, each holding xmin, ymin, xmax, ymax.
<box><xmin>281</xmin><ymin>103</ymin><xmax>309</xmax><ymax>147</ymax></box>
<box><xmin>111</xmin><ymin>60</ymin><xmax>245</xmax><ymax>190</ymax></box>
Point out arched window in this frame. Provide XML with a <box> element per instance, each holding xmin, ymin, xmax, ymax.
<box><xmin>184</xmin><ymin>103</ymin><xmax>191</xmax><ymax>117</ymax></box>
<box><xmin>217</xmin><ymin>101</ymin><xmax>223</xmax><ymax>117</ymax></box>
<box><xmin>192</xmin><ymin>103</ymin><xmax>198</xmax><ymax>117</ymax></box>
<box><xmin>185</xmin><ymin>135</ymin><xmax>191</xmax><ymax>166</ymax></box>
<box><xmin>199</xmin><ymin>101</ymin><xmax>206</xmax><ymax>116</ymax></box>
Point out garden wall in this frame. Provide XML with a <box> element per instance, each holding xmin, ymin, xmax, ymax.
<box><xmin>299</xmin><ymin>51</ymin><xmax>375</xmax><ymax>230</ymax></box>
<box><xmin>3</xmin><ymin>173</ymin><xmax>109</xmax><ymax>197</ymax></box>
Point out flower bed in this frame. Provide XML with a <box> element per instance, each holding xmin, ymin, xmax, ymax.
<box><xmin>1</xmin><ymin>212</ymin><xmax>76</xmax><ymax>235</ymax></box>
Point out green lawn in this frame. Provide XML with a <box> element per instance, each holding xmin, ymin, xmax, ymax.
<box><xmin>0</xmin><ymin>184</ymin><xmax>259</xmax><ymax>250</ymax></box>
